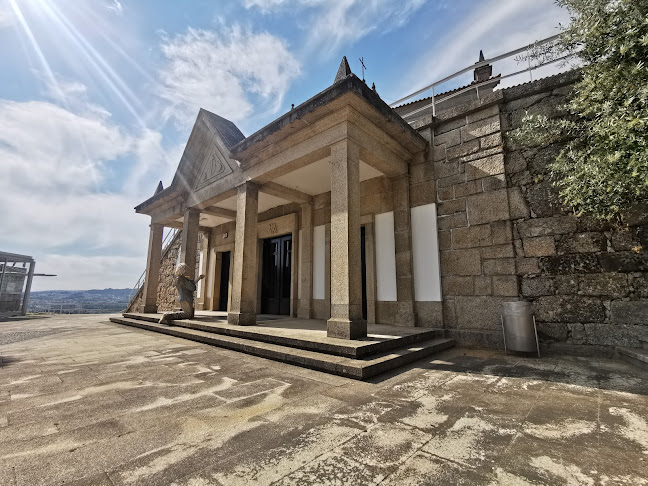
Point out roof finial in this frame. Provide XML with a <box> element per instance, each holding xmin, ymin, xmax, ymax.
<box><xmin>474</xmin><ymin>50</ymin><xmax>492</xmax><ymax>82</ymax></box>
<box><xmin>333</xmin><ymin>56</ymin><xmax>352</xmax><ymax>84</ymax></box>
<box><xmin>371</xmin><ymin>82</ymin><xmax>377</xmax><ymax>94</ymax></box>
<box><xmin>155</xmin><ymin>181</ymin><xmax>164</xmax><ymax>195</ymax></box>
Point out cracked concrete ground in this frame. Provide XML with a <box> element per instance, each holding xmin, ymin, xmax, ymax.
<box><xmin>0</xmin><ymin>315</ymin><xmax>646</xmax><ymax>486</ymax></box>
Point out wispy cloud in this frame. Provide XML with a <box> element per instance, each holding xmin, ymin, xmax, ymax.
<box><xmin>0</xmin><ymin>95</ymin><xmax>174</xmax><ymax>290</ymax></box>
<box><xmin>156</xmin><ymin>25</ymin><xmax>301</xmax><ymax>130</ymax></box>
<box><xmin>0</xmin><ymin>0</ymin><xmax>13</xmax><ymax>29</ymax></box>
<box><xmin>243</xmin><ymin>0</ymin><xmax>426</xmax><ymax>59</ymax></box>
<box><xmin>105</xmin><ymin>0</ymin><xmax>123</xmax><ymax>16</ymax></box>
<box><xmin>394</xmin><ymin>0</ymin><xmax>570</xmax><ymax>101</ymax></box>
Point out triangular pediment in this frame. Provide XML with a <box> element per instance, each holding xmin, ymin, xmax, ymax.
<box><xmin>194</xmin><ymin>143</ymin><xmax>232</xmax><ymax>190</ymax></box>
<box><xmin>171</xmin><ymin>110</ymin><xmax>245</xmax><ymax>195</ymax></box>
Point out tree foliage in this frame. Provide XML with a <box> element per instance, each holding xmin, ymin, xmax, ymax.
<box><xmin>513</xmin><ymin>0</ymin><xmax>648</xmax><ymax>220</ymax></box>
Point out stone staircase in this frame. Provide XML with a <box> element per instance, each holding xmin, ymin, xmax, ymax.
<box><xmin>617</xmin><ymin>338</ymin><xmax>648</xmax><ymax>371</ymax></box>
<box><xmin>109</xmin><ymin>313</ymin><xmax>455</xmax><ymax>380</ymax></box>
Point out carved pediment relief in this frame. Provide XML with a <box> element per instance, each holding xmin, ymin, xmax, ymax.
<box><xmin>194</xmin><ymin>144</ymin><xmax>233</xmax><ymax>191</ymax></box>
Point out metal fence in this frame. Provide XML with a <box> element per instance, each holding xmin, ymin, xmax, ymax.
<box><xmin>390</xmin><ymin>33</ymin><xmax>578</xmax><ymax>119</ymax></box>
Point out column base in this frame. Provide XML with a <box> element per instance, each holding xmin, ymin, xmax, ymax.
<box><xmin>327</xmin><ymin>318</ymin><xmax>367</xmax><ymax>340</ymax></box>
<box><xmin>227</xmin><ymin>311</ymin><xmax>257</xmax><ymax>326</ymax></box>
<box><xmin>140</xmin><ymin>304</ymin><xmax>158</xmax><ymax>313</ymax></box>
<box><xmin>297</xmin><ymin>301</ymin><xmax>312</xmax><ymax>319</ymax></box>
<box><xmin>395</xmin><ymin>302</ymin><xmax>417</xmax><ymax>327</ymax></box>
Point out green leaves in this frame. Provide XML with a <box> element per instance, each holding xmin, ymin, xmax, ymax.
<box><xmin>513</xmin><ymin>0</ymin><xmax>648</xmax><ymax>221</ymax></box>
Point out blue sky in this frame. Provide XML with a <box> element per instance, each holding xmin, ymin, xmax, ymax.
<box><xmin>0</xmin><ymin>0</ymin><xmax>569</xmax><ymax>291</ymax></box>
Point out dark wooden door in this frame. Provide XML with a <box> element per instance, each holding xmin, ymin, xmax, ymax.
<box><xmin>217</xmin><ymin>251</ymin><xmax>230</xmax><ymax>311</ymax></box>
<box><xmin>261</xmin><ymin>235</ymin><xmax>292</xmax><ymax>315</ymax></box>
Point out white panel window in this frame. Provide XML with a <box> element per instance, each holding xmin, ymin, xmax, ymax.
<box><xmin>374</xmin><ymin>212</ymin><xmax>398</xmax><ymax>302</ymax></box>
<box><xmin>411</xmin><ymin>203</ymin><xmax>442</xmax><ymax>301</ymax></box>
<box><xmin>197</xmin><ymin>250</ymin><xmax>204</xmax><ymax>298</ymax></box>
<box><xmin>312</xmin><ymin>225</ymin><xmax>326</xmax><ymax>299</ymax></box>
<box><xmin>298</xmin><ymin>229</ymin><xmax>303</xmax><ymax>299</ymax></box>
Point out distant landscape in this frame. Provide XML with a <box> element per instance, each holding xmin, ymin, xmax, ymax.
<box><xmin>29</xmin><ymin>288</ymin><xmax>133</xmax><ymax>314</ymax></box>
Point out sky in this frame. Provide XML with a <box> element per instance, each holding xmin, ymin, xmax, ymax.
<box><xmin>0</xmin><ymin>0</ymin><xmax>570</xmax><ymax>291</ymax></box>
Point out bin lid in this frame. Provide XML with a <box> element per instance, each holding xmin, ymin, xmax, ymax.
<box><xmin>501</xmin><ymin>301</ymin><xmax>533</xmax><ymax>315</ymax></box>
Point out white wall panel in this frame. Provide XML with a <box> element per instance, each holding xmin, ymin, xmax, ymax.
<box><xmin>197</xmin><ymin>250</ymin><xmax>203</xmax><ymax>298</ymax></box>
<box><xmin>312</xmin><ymin>225</ymin><xmax>326</xmax><ymax>299</ymax></box>
<box><xmin>411</xmin><ymin>203</ymin><xmax>442</xmax><ymax>301</ymax></box>
<box><xmin>374</xmin><ymin>212</ymin><xmax>398</xmax><ymax>302</ymax></box>
<box><xmin>298</xmin><ymin>229</ymin><xmax>303</xmax><ymax>299</ymax></box>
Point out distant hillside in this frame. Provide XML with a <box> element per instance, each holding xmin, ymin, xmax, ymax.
<box><xmin>29</xmin><ymin>288</ymin><xmax>133</xmax><ymax>314</ymax></box>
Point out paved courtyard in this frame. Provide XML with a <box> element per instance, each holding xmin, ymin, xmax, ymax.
<box><xmin>0</xmin><ymin>315</ymin><xmax>646</xmax><ymax>486</ymax></box>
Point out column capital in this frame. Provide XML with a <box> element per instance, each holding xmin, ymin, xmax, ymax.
<box><xmin>235</xmin><ymin>180</ymin><xmax>261</xmax><ymax>192</ymax></box>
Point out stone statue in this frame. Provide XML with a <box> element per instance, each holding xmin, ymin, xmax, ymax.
<box><xmin>159</xmin><ymin>263</ymin><xmax>205</xmax><ymax>324</ymax></box>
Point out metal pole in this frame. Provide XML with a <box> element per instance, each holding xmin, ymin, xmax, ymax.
<box><xmin>21</xmin><ymin>261</ymin><xmax>35</xmax><ymax>315</ymax></box>
<box><xmin>431</xmin><ymin>86</ymin><xmax>436</xmax><ymax>117</ymax></box>
<box><xmin>528</xmin><ymin>46</ymin><xmax>533</xmax><ymax>82</ymax></box>
<box><xmin>0</xmin><ymin>259</ymin><xmax>6</xmax><ymax>306</ymax></box>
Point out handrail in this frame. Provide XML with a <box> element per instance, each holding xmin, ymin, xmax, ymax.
<box><xmin>127</xmin><ymin>228</ymin><xmax>179</xmax><ymax>304</ymax></box>
<box><xmin>389</xmin><ymin>33</ymin><xmax>570</xmax><ymax>117</ymax></box>
<box><xmin>399</xmin><ymin>52</ymin><xmax>577</xmax><ymax>120</ymax></box>
<box><xmin>390</xmin><ymin>33</ymin><xmax>562</xmax><ymax>108</ymax></box>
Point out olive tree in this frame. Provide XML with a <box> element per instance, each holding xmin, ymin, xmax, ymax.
<box><xmin>513</xmin><ymin>0</ymin><xmax>648</xmax><ymax>220</ymax></box>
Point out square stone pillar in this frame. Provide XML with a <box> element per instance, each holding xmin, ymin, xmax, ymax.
<box><xmin>327</xmin><ymin>139</ymin><xmax>367</xmax><ymax>339</ymax></box>
<box><xmin>140</xmin><ymin>223</ymin><xmax>164</xmax><ymax>313</ymax></box>
<box><xmin>196</xmin><ymin>229</ymin><xmax>210</xmax><ymax>310</ymax></box>
<box><xmin>392</xmin><ymin>173</ymin><xmax>417</xmax><ymax>326</ymax></box>
<box><xmin>228</xmin><ymin>182</ymin><xmax>259</xmax><ymax>326</ymax></box>
<box><xmin>298</xmin><ymin>202</ymin><xmax>313</xmax><ymax>319</ymax></box>
<box><xmin>181</xmin><ymin>208</ymin><xmax>200</xmax><ymax>275</ymax></box>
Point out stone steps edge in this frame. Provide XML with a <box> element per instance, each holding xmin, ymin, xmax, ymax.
<box><xmin>108</xmin><ymin>317</ymin><xmax>454</xmax><ymax>380</ymax></box>
<box><xmin>121</xmin><ymin>313</ymin><xmax>439</xmax><ymax>359</ymax></box>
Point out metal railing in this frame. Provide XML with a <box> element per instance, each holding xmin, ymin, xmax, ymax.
<box><xmin>127</xmin><ymin>228</ymin><xmax>179</xmax><ymax>304</ymax></box>
<box><xmin>390</xmin><ymin>34</ymin><xmax>577</xmax><ymax>119</ymax></box>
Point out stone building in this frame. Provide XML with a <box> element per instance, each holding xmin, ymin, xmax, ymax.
<box><xmin>131</xmin><ymin>57</ymin><xmax>647</xmax><ymax>355</ymax></box>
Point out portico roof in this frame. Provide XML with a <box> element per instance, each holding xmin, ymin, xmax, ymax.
<box><xmin>135</xmin><ymin>57</ymin><xmax>428</xmax><ymax>225</ymax></box>
<box><xmin>230</xmin><ymin>70</ymin><xmax>426</xmax><ymax>160</ymax></box>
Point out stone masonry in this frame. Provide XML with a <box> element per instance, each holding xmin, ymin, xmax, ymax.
<box><xmin>408</xmin><ymin>70</ymin><xmax>648</xmax><ymax>354</ymax></box>
<box><xmin>502</xmin><ymin>72</ymin><xmax>648</xmax><ymax>356</ymax></box>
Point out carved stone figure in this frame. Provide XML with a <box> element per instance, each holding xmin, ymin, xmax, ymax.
<box><xmin>159</xmin><ymin>263</ymin><xmax>204</xmax><ymax>324</ymax></box>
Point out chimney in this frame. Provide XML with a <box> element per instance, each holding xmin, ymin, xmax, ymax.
<box><xmin>474</xmin><ymin>50</ymin><xmax>492</xmax><ymax>83</ymax></box>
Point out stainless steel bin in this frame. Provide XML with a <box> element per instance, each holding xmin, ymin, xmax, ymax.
<box><xmin>501</xmin><ymin>301</ymin><xmax>540</xmax><ymax>357</ymax></box>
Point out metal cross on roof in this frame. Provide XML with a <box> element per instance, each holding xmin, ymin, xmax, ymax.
<box><xmin>359</xmin><ymin>57</ymin><xmax>367</xmax><ymax>82</ymax></box>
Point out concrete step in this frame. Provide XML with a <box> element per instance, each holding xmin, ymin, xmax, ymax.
<box><xmin>617</xmin><ymin>347</ymin><xmax>648</xmax><ymax>371</ymax></box>
<box><xmin>121</xmin><ymin>313</ymin><xmax>439</xmax><ymax>359</ymax></box>
<box><xmin>109</xmin><ymin>316</ymin><xmax>455</xmax><ymax>380</ymax></box>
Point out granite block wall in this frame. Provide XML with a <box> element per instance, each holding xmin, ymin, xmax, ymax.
<box><xmin>501</xmin><ymin>72</ymin><xmax>648</xmax><ymax>355</ymax></box>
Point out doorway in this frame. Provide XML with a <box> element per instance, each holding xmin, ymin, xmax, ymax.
<box><xmin>217</xmin><ymin>251</ymin><xmax>231</xmax><ymax>311</ymax></box>
<box><xmin>261</xmin><ymin>235</ymin><xmax>292</xmax><ymax>315</ymax></box>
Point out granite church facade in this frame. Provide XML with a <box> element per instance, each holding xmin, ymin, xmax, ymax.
<box><xmin>130</xmin><ymin>56</ymin><xmax>647</xmax><ymax>355</ymax></box>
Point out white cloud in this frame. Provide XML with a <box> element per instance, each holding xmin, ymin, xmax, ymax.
<box><xmin>0</xmin><ymin>97</ymin><xmax>175</xmax><ymax>290</ymax></box>
<box><xmin>31</xmin><ymin>254</ymin><xmax>145</xmax><ymax>291</ymax></box>
<box><xmin>0</xmin><ymin>99</ymin><xmax>131</xmax><ymax>192</ymax></box>
<box><xmin>157</xmin><ymin>25</ymin><xmax>301</xmax><ymax>128</ymax></box>
<box><xmin>243</xmin><ymin>0</ymin><xmax>426</xmax><ymax>59</ymax></box>
<box><xmin>0</xmin><ymin>1</ymin><xmax>13</xmax><ymax>29</ymax></box>
<box><xmin>395</xmin><ymin>0</ymin><xmax>570</xmax><ymax>102</ymax></box>
<box><xmin>105</xmin><ymin>0</ymin><xmax>124</xmax><ymax>15</ymax></box>
<box><xmin>242</xmin><ymin>0</ymin><xmax>289</xmax><ymax>13</ymax></box>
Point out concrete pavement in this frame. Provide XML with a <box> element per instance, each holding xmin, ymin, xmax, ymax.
<box><xmin>0</xmin><ymin>314</ymin><xmax>646</xmax><ymax>485</ymax></box>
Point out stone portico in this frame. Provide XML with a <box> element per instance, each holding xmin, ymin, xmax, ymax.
<box><xmin>135</xmin><ymin>58</ymin><xmax>431</xmax><ymax>340</ymax></box>
<box><xmin>129</xmin><ymin>55</ymin><xmax>647</xmax><ymax>357</ymax></box>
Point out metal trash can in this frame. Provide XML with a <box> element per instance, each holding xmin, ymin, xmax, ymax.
<box><xmin>501</xmin><ymin>301</ymin><xmax>540</xmax><ymax>357</ymax></box>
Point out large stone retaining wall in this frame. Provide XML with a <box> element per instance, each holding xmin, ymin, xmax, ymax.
<box><xmin>502</xmin><ymin>74</ymin><xmax>648</xmax><ymax>356</ymax></box>
<box><xmin>412</xmin><ymin>70</ymin><xmax>647</xmax><ymax>355</ymax></box>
